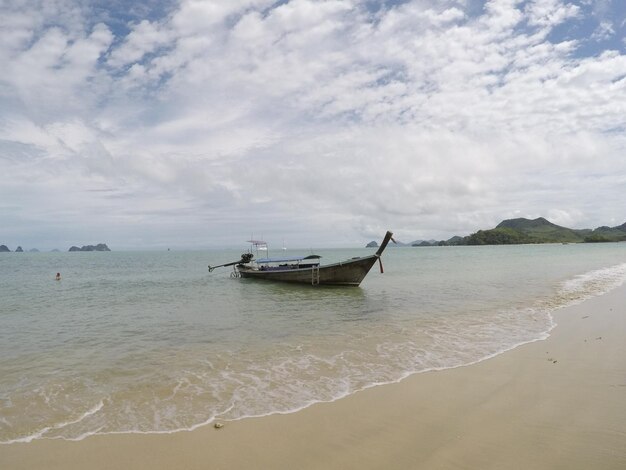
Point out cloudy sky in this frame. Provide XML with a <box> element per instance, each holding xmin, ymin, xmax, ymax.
<box><xmin>1</xmin><ymin>0</ymin><xmax>625</xmax><ymax>250</ymax></box>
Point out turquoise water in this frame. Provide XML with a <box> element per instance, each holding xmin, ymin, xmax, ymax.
<box><xmin>1</xmin><ymin>243</ymin><xmax>626</xmax><ymax>443</ymax></box>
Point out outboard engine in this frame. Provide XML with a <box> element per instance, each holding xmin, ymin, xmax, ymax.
<box><xmin>239</xmin><ymin>253</ymin><xmax>254</xmax><ymax>264</ymax></box>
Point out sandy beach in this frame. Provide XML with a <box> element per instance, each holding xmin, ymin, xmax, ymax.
<box><xmin>2</xmin><ymin>284</ymin><xmax>625</xmax><ymax>470</ymax></box>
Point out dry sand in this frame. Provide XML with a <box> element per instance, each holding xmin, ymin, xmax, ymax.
<box><xmin>2</xmin><ymin>285</ymin><xmax>625</xmax><ymax>470</ymax></box>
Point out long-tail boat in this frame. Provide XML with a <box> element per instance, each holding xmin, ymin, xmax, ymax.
<box><xmin>208</xmin><ymin>231</ymin><xmax>394</xmax><ymax>286</ymax></box>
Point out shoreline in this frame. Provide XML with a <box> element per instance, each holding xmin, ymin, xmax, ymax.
<box><xmin>2</xmin><ymin>284</ymin><xmax>625</xmax><ymax>469</ymax></box>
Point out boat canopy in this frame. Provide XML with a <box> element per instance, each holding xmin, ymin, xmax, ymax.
<box><xmin>256</xmin><ymin>255</ymin><xmax>321</xmax><ymax>264</ymax></box>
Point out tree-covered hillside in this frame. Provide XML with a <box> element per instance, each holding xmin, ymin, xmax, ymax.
<box><xmin>440</xmin><ymin>217</ymin><xmax>626</xmax><ymax>246</ymax></box>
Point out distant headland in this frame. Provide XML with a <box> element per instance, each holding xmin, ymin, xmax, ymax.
<box><xmin>366</xmin><ymin>217</ymin><xmax>626</xmax><ymax>248</ymax></box>
<box><xmin>417</xmin><ymin>218</ymin><xmax>626</xmax><ymax>246</ymax></box>
<box><xmin>0</xmin><ymin>243</ymin><xmax>111</xmax><ymax>252</ymax></box>
<box><xmin>459</xmin><ymin>218</ymin><xmax>625</xmax><ymax>245</ymax></box>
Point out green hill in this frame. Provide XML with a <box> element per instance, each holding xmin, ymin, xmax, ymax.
<box><xmin>590</xmin><ymin>225</ymin><xmax>626</xmax><ymax>241</ymax></box>
<box><xmin>413</xmin><ymin>217</ymin><xmax>626</xmax><ymax>246</ymax></box>
<box><xmin>495</xmin><ymin>217</ymin><xmax>586</xmax><ymax>243</ymax></box>
<box><xmin>465</xmin><ymin>227</ymin><xmax>535</xmax><ymax>245</ymax></box>
<box><xmin>444</xmin><ymin>217</ymin><xmax>626</xmax><ymax>246</ymax></box>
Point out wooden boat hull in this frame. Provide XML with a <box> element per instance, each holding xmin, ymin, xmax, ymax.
<box><xmin>237</xmin><ymin>255</ymin><xmax>380</xmax><ymax>286</ymax></box>
<box><xmin>236</xmin><ymin>231</ymin><xmax>394</xmax><ymax>287</ymax></box>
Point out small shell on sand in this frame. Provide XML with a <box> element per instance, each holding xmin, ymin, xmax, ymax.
<box><xmin>214</xmin><ymin>422</ymin><xmax>224</xmax><ymax>429</ymax></box>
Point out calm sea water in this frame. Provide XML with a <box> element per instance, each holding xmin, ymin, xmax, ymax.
<box><xmin>1</xmin><ymin>243</ymin><xmax>626</xmax><ymax>443</ymax></box>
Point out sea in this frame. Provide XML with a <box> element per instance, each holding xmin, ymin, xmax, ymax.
<box><xmin>1</xmin><ymin>243</ymin><xmax>626</xmax><ymax>444</ymax></box>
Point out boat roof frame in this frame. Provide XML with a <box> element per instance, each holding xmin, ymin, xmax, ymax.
<box><xmin>255</xmin><ymin>255</ymin><xmax>321</xmax><ymax>264</ymax></box>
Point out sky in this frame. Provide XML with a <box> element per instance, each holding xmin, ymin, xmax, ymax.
<box><xmin>1</xmin><ymin>0</ymin><xmax>625</xmax><ymax>250</ymax></box>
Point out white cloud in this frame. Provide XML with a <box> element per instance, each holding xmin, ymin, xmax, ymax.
<box><xmin>525</xmin><ymin>0</ymin><xmax>580</xmax><ymax>28</ymax></box>
<box><xmin>4</xmin><ymin>23</ymin><xmax>113</xmax><ymax>122</ymax></box>
<box><xmin>107</xmin><ymin>19</ymin><xmax>171</xmax><ymax>68</ymax></box>
<box><xmin>590</xmin><ymin>20</ymin><xmax>615</xmax><ymax>41</ymax></box>
<box><xmin>1</xmin><ymin>0</ymin><xmax>625</xmax><ymax>248</ymax></box>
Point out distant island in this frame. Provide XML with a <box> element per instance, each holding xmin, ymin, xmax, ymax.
<box><xmin>69</xmin><ymin>243</ymin><xmax>111</xmax><ymax>252</ymax></box>
<box><xmin>1</xmin><ymin>243</ymin><xmax>111</xmax><ymax>252</ymax></box>
<box><xmin>413</xmin><ymin>217</ymin><xmax>626</xmax><ymax>246</ymax></box>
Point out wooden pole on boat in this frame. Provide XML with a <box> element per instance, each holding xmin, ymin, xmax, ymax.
<box><xmin>375</xmin><ymin>231</ymin><xmax>393</xmax><ymax>274</ymax></box>
<box><xmin>375</xmin><ymin>231</ymin><xmax>394</xmax><ymax>257</ymax></box>
<box><xmin>208</xmin><ymin>253</ymin><xmax>254</xmax><ymax>272</ymax></box>
<box><xmin>208</xmin><ymin>260</ymin><xmax>241</xmax><ymax>272</ymax></box>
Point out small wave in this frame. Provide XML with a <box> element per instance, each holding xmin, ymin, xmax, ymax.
<box><xmin>558</xmin><ymin>263</ymin><xmax>626</xmax><ymax>307</ymax></box>
<box><xmin>2</xmin><ymin>401</ymin><xmax>104</xmax><ymax>444</ymax></box>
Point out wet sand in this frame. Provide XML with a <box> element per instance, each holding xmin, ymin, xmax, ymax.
<box><xmin>2</xmin><ymin>285</ymin><xmax>625</xmax><ymax>470</ymax></box>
